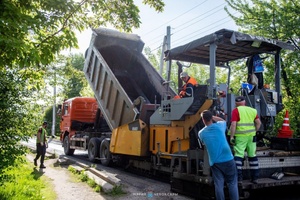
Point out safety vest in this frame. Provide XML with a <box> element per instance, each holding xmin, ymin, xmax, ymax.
<box><xmin>179</xmin><ymin>77</ymin><xmax>198</xmax><ymax>97</ymax></box>
<box><xmin>36</xmin><ymin>126</ymin><xmax>47</xmax><ymax>143</ymax></box>
<box><xmin>235</xmin><ymin>106</ymin><xmax>257</xmax><ymax>136</ymax></box>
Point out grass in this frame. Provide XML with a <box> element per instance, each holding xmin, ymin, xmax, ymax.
<box><xmin>0</xmin><ymin>156</ymin><xmax>56</xmax><ymax>200</ymax></box>
<box><xmin>68</xmin><ymin>166</ymin><xmax>100</xmax><ymax>192</ymax></box>
<box><xmin>105</xmin><ymin>185</ymin><xmax>126</xmax><ymax>196</ymax></box>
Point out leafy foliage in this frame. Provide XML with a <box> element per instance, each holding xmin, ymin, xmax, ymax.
<box><xmin>0</xmin><ymin>67</ymin><xmax>43</xmax><ymax>180</ymax></box>
<box><xmin>61</xmin><ymin>54</ymin><xmax>87</xmax><ymax>99</ymax></box>
<box><xmin>0</xmin><ymin>0</ymin><xmax>164</xmax><ymax>69</ymax></box>
<box><xmin>43</xmin><ymin>53</ymin><xmax>92</xmax><ymax>136</ymax></box>
<box><xmin>225</xmin><ymin>0</ymin><xmax>299</xmax><ymax>48</ymax></box>
<box><xmin>44</xmin><ymin>106</ymin><xmax>60</xmax><ymax>136</ymax></box>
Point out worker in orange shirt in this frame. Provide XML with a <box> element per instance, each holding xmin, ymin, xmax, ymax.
<box><xmin>174</xmin><ymin>72</ymin><xmax>198</xmax><ymax>99</ymax></box>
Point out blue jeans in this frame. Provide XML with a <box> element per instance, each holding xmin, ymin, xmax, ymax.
<box><xmin>211</xmin><ymin>159</ymin><xmax>239</xmax><ymax>200</ymax></box>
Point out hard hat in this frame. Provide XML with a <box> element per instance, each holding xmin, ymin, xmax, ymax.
<box><xmin>180</xmin><ymin>72</ymin><xmax>188</xmax><ymax>78</ymax></box>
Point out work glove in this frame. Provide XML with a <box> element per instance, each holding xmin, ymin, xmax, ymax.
<box><xmin>230</xmin><ymin>138</ymin><xmax>235</xmax><ymax>145</ymax></box>
<box><xmin>40</xmin><ymin>142</ymin><xmax>44</xmax><ymax>146</ymax></box>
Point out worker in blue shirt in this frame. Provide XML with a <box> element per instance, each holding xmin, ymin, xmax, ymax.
<box><xmin>199</xmin><ymin>110</ymin><xmax>238</xmax><ymax>200</ymax></box>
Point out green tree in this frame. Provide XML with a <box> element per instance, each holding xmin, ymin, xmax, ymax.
<box><xmin>44</xmin><ymin>106</ymin><xmax>59</xmax><ymax>136</ymax></box>
<box><xmin>1</xmin><ymin>0</ymin><xmax>165</xmax><ymax>68</ymax></box>
<box><xmin>60</xmin><ymin>54</ymin><xmax>86</xmax><ymax>99</ymax></box>
<box><xmin>47</xmin><ymin>53</ymin><xmax>91</xmax><ymax>102</ymax></box>
<box><xmin>0</xmin><ymin>0</ymin><xmax>165</xmax><ymax>181</ymax></box>
<box><xmin>43</xmin><ymin>53</ymin><xmax>93</xmax><ymax>136</ymax></box>
<box><xmin>0</xmin><ymin>67</ymin><xmax>44</xmax><ymax>178</ymax></box>
<box><xmin>225</xmin><ymin>0</ymin><xmax>300</xmax><ymax>136</ymax></box>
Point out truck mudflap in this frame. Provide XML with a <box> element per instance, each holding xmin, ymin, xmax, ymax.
<box><xmin>84</xmin><ymin>28</ymin><xmax>176</xmax><ymax>130</ymax></box>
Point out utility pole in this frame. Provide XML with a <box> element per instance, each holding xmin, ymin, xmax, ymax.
<box><xmin>51</xmin><ymin>67</ymin><xmax>56</xmax><ymax>138</ymax></box>
<box><xmin>159</xmin><ymin>26</ymin><xmax>171</xmax><ymax>79</ymax></box>
<box><xmin>166</xmin><ymin>26</ymin><xmax>171</xmax><ymax>81</ymax></box>
<box><xmin>159</xmin><ymin>36</ymin><xmax>167</xmax><ymax>75</ymax></box>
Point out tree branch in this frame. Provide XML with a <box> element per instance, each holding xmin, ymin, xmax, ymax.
<box><xmin>37</xmin><ymin>0</ymin><xmax>88</xmax><ymax>47</ymax></box>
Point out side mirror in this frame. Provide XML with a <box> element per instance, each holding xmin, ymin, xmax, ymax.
<box><xmin>57</xmin><ymin>104</ymin><xmax>62</xmax><ymax>115</ymax></box>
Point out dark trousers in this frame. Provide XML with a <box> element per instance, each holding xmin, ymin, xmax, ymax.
<box><xmin>211</xmin><ymin>159</ymin><xmax>239</xmax><ymax>200</ymax></box>
<box><xmin>234</xmin><ymin>156</ymin><xmax>259</xmax><ymax>181</ymax></box>
<box><xmin>34</xmin><ymin>143</ymin><xmax>46</xmax><ymax>165</ymax></box>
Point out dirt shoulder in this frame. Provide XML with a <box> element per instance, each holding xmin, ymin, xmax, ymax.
<box><xmin>26</xmin><ymin>154</ymin><xmax>109</xmax><ymax>200</ymax></box>
<box><xmin>25</xmin><ymin>138</ymin><xmax>192</xmax><ymax>200</ymax></box>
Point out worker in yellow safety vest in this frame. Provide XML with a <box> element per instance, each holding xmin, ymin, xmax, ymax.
<box><xmin>229</xmin><ymin>96</ymin><xmax>261</xmax><ymax>184</ymax></box>
<box><xmin>34</xmin><ymin>121</ymin><xmax>48</xmax><ymax>168</ymax></box>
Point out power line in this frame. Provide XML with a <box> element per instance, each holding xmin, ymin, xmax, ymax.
<box><xmin>172</xmin><ymin>15</ymin><xmax>236</xmax><ymax>47</ymax></box>
<box><xmin>173</xmin><ymin>4</ymin><xmax>226</xmax><ymax>35</ymax></box>
<box><xmin>143</xmin><ymin>0</ymin><xmax>209</xmax><ymax>37</ymax></box>
<box><xmin>149</xmin><ymin>13</ymin><xmax>236</xmax><ymax>53</ymax></box>
<box><xmin>147</xmin><ymin>3</ymin><xmax>225</xmax><ymax>47</ymax></box>
<box><xmin>174</xmin><ymin>20</ymin><xmax>233</xmax><ymax>47</ymax></box>
<box><xmin>147</xmin><ymin>3</ymin><xmax>228</xmax><ymax>50</ymax></box>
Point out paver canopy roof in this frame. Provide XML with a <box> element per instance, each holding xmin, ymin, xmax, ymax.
<box><xmin>165</xmin><ymin>29</ymin><xmax>295</xmax><ymax>65</ymax></box>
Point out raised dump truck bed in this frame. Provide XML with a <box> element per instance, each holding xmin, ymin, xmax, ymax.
<box><xmin>84</xmin><ymin>28</ymin><xmax>176</xmax><ymax>130</ymax></box>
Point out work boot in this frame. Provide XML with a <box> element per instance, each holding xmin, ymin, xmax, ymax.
<box><xmin>249</xmin><ymin>156</ymin><xmax>259</xmax><ymax>184</ymax></box>
<box><xmin>40</xmin><ymin>164</ymin><xmax>46</xmax><ymax>169</ymax></box>
<box><xmin>234</xmin><ymin>156</ymin><xmax>244</xmax><ymax>184</ymax></box>
<box><xmin>34</xmin><ymin>159</ymin><xmax>37</xmax><ymax>167</ymax></box>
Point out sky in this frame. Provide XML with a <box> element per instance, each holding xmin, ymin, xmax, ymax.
<box><xmin>74</xmin><ymin>0</ymin><xmax>238</xmax><ymax>54</ymax></box>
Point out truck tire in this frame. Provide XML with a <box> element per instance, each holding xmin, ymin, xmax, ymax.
<box><xmin>63</xmin><ymin>135</ymin><xmax>75</xmax><ymax>156</ymax></box>
<box><xmin>88</xmin><ymin>138</ymin><xmax>100</xmax><ymax>162</ymax></box>
<box><xmin>100</xmin><ymin>139</ymin><xmax>112</xmax><ymax>166</ymax></box>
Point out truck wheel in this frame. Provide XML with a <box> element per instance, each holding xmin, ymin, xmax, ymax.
<box><xmin>88</xmin><ymin>138</ymin><xmax>100</xmax><ymax>162</ymax></box>
<box><xmin>100</xmin><ymin>139</ymin><xmax>112</xmax><ymax>166</ymax></box>
<box><xmin>63</xmin><ymin>136</ymin><xmax>75</xmax><ymax>155</ymax></box>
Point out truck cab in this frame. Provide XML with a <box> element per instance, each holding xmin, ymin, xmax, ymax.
<box><xmin>59</xmin><ymin>97</ymin><xmax>98</xmax><ymax>137</ymax></box>
<box><xmin>58</xmin><ymin>97</ymin><xmax>107</xmax><ymax>157</ymax></box>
